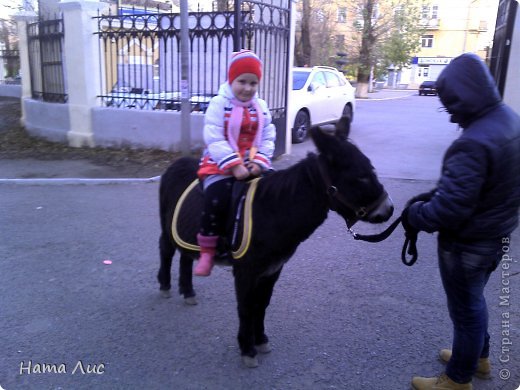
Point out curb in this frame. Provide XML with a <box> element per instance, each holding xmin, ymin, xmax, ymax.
<box><xmin>362</xmin><ymin>92</ymin><xmax>417</xmax><ymax>101</ymax></box>
<box><xmin>0</xmin><ymin>176</ymin><xmax>161</xmax><ymax>185</ymax></box>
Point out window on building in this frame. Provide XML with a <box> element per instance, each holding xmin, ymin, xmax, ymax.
<box><xmin>431</xmin><ymin>5</ymin><xmax>438</xmax><ymax>19</ymax></box>
<box><xmin>421</xmin><ymin>5</ymin><xmax>429</xmax><ymax>19</ymax></box>
<box><xmin>421</xmin><ymin>5</ymin><xmax>439</xmax><ymax>20</ymax></box>
<box><xmin>337</xmin><ymin>7</ymin><xmax>347</xmax><ymax>23</ymax></box>
<box><xmin>421</xmin><ymin>35</ymin><xmax>434</xmax><ymax>48</ymax></box>
<box><xmin>418</xmin><ymin>66</ymin><xmax>429</xmax><ymax>78</ymax></box>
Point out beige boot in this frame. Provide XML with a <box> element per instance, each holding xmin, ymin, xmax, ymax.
<box><xmin>439</xmin><ymin>349</ymin><xmax>491</xmax><ymax>379</ymax></box>
<box><xmin>411</xmin><ymin>373</ymin><xmax>472</xmax><ymax>390</ymax></box>
<box><xmin>194</xmin><ymin>234</ymin><xmax>218</xmax><ymax>277</ymax></box>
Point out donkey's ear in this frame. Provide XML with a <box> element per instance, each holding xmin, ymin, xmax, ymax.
<box><xmin>311</xmin><ymin>127</ymin><xmax>342</xmax><ymax>162</ymax></box>
<box><xmin>335</xmin><ymin>117</ymin><xmax>350</xmax><ymax>141</ymax></box>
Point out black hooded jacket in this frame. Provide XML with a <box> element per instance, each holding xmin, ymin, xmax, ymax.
<box><xmin>407</xmin><ymin>53</ymin><xmax>520</xmax><ymax>247</ymax></box>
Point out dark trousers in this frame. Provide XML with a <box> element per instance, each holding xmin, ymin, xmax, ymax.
<box><xmin>438</xmin><ymin>237</ymin><xmax>502</xmax><ymax>383</ymax></box>
<box><xmin>199</xmin><ymin>177</ymin><xmax>234</xmax><ymax>237</ymax></box>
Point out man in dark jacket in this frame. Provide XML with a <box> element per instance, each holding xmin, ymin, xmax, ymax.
<box><xmin>402</xmin><ymin>53</ymin><xmax>520</xmax><ymax>390</ymax></box>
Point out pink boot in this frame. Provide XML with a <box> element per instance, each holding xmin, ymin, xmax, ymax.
<box><xmin>194</xmin><ymin>234</ymin><xmax>218</xmax><ymax>276</ymax></box>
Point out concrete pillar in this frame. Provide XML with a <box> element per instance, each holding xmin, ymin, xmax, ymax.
<box><xmin>59</xmin><ymin>0</ymin><xmax>107</xmax><ymax>147</ymax></box>
<box><xmin>14</xmin><ymin>11</ymin><xmax>38</xmax><ymax>126</ymax></box>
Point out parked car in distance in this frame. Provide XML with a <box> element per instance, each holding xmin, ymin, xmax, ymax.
<box><xmin>418</xmin><ymin>80</ymin><xmax>437</xmax><ymax>96</ymax></box>
<box><xmin>103</xmin><ymin>87</ymin><xmax>213</xmax><ymax>112</ymax></box>
<box><xmin>288</xmin><ymin>66</ymin><xmax>356</xmax><ymax>143</ymax></box>
<box><xmin>154</xmin><ymin>92</ymin><xmax>213</xmax><ymax>112</ymax></box>
<box><xmin>104</xmin><ymin>87</ymin><xmax>155</xmax><ymax>110</ymax></box>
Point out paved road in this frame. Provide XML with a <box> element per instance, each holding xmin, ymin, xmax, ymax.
<box><xmin>285</xmin><ymin>90</ymin><xmax>458</xmax><ymax>181</ymax></box>
<box><xmin>1</xmin><ymin>93</ymin><xmax>519</xmax><ymax>390</ymax></box>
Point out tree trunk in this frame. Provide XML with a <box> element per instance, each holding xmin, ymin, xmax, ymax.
<box><xmin>300</xmin><ymin>0</ymin><xmax>312</xmax><ymax>66</ymax></box>
<box><xmin>356</xmin><ymin>0</ymin><xmax>376</xmax><ymax>99</ymax></box>
<box><xmin>356</xmin><ymin>82</ymin><xmax>369</xmax><ymax>98</ymax></box>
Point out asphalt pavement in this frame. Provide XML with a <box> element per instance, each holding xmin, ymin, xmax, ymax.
<box><xmin>1</xmin><ymin>89</ymin><xmax>519</xmax><ymax>390</ymax></box>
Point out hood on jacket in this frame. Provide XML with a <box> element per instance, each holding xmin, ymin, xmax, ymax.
<box><xmin>436</xmin><ymin>53</ymin><xmax>501</xmax><ymax>127</ymax></box>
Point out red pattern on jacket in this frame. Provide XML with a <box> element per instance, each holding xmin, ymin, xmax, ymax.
<box><xmin>198</xmin><ymin>108</ymin><xmax>259</xmax><ymax>180</ymax></box>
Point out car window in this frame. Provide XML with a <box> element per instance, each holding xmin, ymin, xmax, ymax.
<box><xmin>311</xmin><ymin>72</ymin><xmax>327</xmax><ymax>87</ymax></box>
<box><xmin>293</xmin><ymin>71</ymin><xmax>311</xmax><ymax>90</ymax></box>
<box><xmin>324</xmin><ymin>71</ymin><xmax>341</xmax><ymax>88</ymax></box>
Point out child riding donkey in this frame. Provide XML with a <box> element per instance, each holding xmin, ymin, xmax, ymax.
<box><xmin>195</xmin><ymin>50</ymin><xmax>276</xmax><ymax>276</ymax></box>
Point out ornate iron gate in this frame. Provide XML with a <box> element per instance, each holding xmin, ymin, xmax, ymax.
<box><xmin>27</xmin><ymin>17</ymin><xmax>67</xmax><ymax>103</ymax></box>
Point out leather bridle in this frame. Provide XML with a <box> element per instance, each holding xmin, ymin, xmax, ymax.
<box><xmin>317</xmin><ymin>157</ymin><xmax>388</xmax><ymax>228</ymax></box>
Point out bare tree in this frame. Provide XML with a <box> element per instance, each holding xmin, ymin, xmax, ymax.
<box><xmin>354</xmin><ymin>0</ymin><xmax>379</xmax><ymax>97</ymax></box>
<box><xmin>294</xmin><ymin>0</ymin><xmax>338</xmax><ymax>67</ymax></box>
<box><xmin>293</xmin><ymin>0</ymin><xmax>425</xmax><ymax>94</ymax></box>
<box><xmin>380</xmin><ymin>2</ymin><xmax>424</xmax><ymax>82</ymax></box>
<box><xmin>351</xmin><ymin>0</ymin><xmax>425</xmax><ymax>97</ymax></box>
<box><xmin>294</xmin><ymin>0</ymin><xmax>312</xmax><ymax>66</ymax></box>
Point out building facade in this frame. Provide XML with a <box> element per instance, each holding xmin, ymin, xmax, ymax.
<box><xmin>407</xmin><ymin>0</ymin><xmax>499</xmax><ymax>87</ymax></box>
<box><xmin>301</xmin><ymin>0</ymin><xmax>499</xmax><ymax>87</ymax></box>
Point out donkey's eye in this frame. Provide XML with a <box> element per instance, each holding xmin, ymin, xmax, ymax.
<box><xmin>358</xmin><ymin>177</ymin><xmax>371</xmax><ymax>185</ymax></box>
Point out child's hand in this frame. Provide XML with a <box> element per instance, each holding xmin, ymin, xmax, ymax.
<box><xmin>231</xmin><ymin>164</ymin><xmax>250</xmax><ymax>180</ymax></box>
<box><xmin>246</xmin><ymin>162</ymin><xmax>262</xmax><ymax>177</ymax></box>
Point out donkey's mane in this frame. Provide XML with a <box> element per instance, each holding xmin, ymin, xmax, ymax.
<box><xmin>257</xmin><ymin>152</ymin><xmax>323</xmax><ymax>203</ymax></box>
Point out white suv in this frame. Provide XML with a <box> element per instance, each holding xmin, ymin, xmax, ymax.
<box><xmin>288</xmin><ymin>66</ymin><xmax>356</xmax><ymax>143</ymax></box>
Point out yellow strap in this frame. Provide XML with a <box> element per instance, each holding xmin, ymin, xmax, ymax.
<box><xmin>171</xmin><ymin>179</ymin><xmax>201</xmax><ymax>251</ymax></box>
<box><xmin>171</xmin><ymin>177</ymin><xmax>260</xmax><ymax>259</ymax></box>
<box><xmin>232</xmin><ymin>177</ymin><xmax>260</xmax><ymax>259</ymax></box>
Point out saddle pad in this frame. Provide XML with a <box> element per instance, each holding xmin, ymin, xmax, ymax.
<box><xmin>171</xmin><ymin>178</ymin><xmax>260</xmax><ymax>259</ymax></box>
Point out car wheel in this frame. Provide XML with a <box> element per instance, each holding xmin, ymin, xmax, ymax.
<box><xmin>292</xmin><ymin>110</ymin><xmax>310</xmax><ymax>144</ymax></box>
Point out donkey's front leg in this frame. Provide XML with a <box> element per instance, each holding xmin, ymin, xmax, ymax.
<box><xmin>233</xmin><ymin>269</ymin><xmax>259</xmax><ymax>368</ymax></box>
<box><xmin>253</xmin><ymin>269</ymin><xmax>282</xmax><ymax>353</ymax></box>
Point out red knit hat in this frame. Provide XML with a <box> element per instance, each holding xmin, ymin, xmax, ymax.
<box><xmin>228</xmin><ymin>50</ymin><xmax>262</xmax><ymax>84</ymax></box>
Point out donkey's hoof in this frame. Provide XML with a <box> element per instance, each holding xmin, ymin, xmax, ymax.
<box><xmin>160</xmin><ymin>289</ymin><xmax>172</xmax><ymax>298</ymax></box>
<box><xmin>184</xmin><ymin>296</ymin><xmax>198</xmax><ymax>306</ymax></box>
<box><xmin>256</xmin><ymin>343</ymin><xmax>271</xmax><ymax>354</ymax></box>
<box><xmin>242</xmin><ymin>355</ymin><xmax>259</xmax><ymax>368</ymax></box>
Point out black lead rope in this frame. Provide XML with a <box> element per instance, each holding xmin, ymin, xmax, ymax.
<box><xmin>401</xmin><ymin>231</ymin><xmax>418</xmax><ymax>266</ymax></box>
<box><xmin>351</xmin><ymin>216</ymin><xmax>419</xmax><ymax>266</ymax></box>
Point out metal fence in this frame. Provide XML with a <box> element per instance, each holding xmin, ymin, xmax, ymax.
<box><xmin>0</xmin><ymin>49</ymin><xmax>21</xmax><ymax>84</ymax></box>
<box><xmin>27</xmin><ymin>17</ymin><xmax>68</xmax><ymax>103</ymax></box>
<box><xmin>94</xmin><ymin>0</ymin><xmax>290</xmax><ymax>115</ymax></box>
<box><xmin>95</xmin><ymin>7</ymin><xmax>235</xmax><ymax>112</ymax></box>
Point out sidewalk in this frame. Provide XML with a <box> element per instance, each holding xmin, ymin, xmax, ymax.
<box><xmin>363</xmin><ymin>88</ymin><xmax>417</xmax><ymax>101</ymax></box>
<box><xmin>0</xmin><ymin>88</ymin><xmax>417</xmax><ymax>181</ymax></box>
